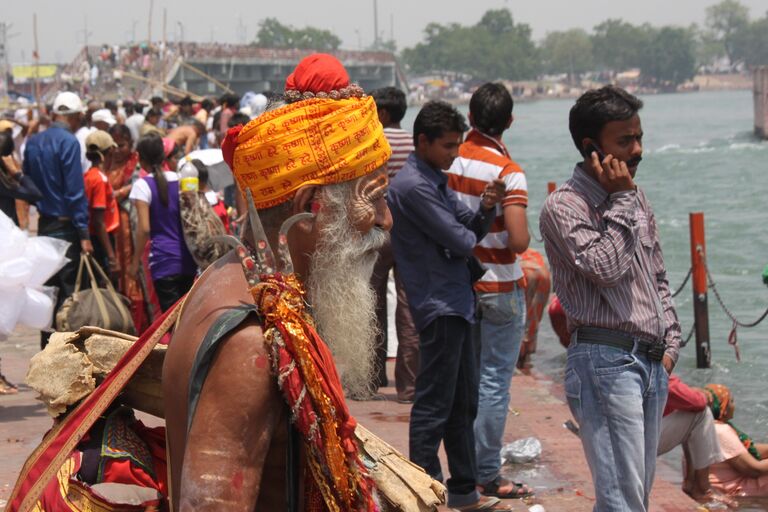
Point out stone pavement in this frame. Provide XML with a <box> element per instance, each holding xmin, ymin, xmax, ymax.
<box><xmin>351</xmin><ymin>373</ymin><xmax>700</xmax><ymax>512</ymax></box>
<box><xmin>0</xmin><ymin>325</ymin><xmax>701</xmax><ymax>511</ymax></box>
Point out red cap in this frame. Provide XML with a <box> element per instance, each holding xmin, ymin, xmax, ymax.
<box><xmin>284</xmin><ymin>54</ymin><xmax>350</xmax><ymax>94</ymax></box>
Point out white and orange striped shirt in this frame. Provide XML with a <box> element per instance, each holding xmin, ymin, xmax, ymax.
<box><xmin>447</xmin><ymin>130</ymin><xmax>528</xmax><ymax>293</ymax></box>
<box><xmin>384</xmin><ymin>127</ymin><xmax>415</xmax><ymax>177</ymax></box>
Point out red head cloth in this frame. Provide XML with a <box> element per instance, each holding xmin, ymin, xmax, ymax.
<box><xmin>284</xmin><ymin>53</ymin><xmax>350</xmax><ymax>94</ymax></box>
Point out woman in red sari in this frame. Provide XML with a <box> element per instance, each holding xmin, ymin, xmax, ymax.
<box><xmin>517</xmin><ymin>248</ymin><xmax>552</xmax><ymax>369</ymax></box>
<box><xmin>106</xmin><ymin>124</ymin><xmax>152</xmax><ymax>332</ymax></box>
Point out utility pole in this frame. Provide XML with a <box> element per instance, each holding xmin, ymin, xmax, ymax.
<box><xmin>0</xmin><ymin>23</ymin><xmax>9</xmax><ymax>105</ymax></box>
<box><xmin>161</xmin><ymin>7</ymin><xmax>167</xmax><ymax>100</ymax></box>
<box><xmin>33</xmin><ymin>13</ymin><xmax>40</xmax><ymax>109</ymax></box>
<box><xmin>177</xmin><ymin>21</ymin><xmax>185</xmax><ymax>57</ymax></box>
<box><xmin>372</xmin><ymin>0</ymin><xmax>379</xmax><ymax>50</ymax></box>
<box><xmin>148</xmin><ymin>0</ymin><xmax>154</xmax><ymax>43</ymax></box>
<box><xmin>83</xmin><ymin>16</ymin><xmax>89</xmax><ymax>49</ymax></box>
<box><xmin>237</xmin><ymin>17</ymin><xmax>247</xmax><ymax>44</ymax></box>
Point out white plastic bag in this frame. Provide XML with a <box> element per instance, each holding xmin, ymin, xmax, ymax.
<box><xmin>0</xmin><ymin>212</ymin><xmax>27</xmax><ymax>261</ymax></box>
<box><xmin>24</xmin><ymin>236</ymin><xmax>71</xmax><ymax>286</ymax></box>
<box><xmin>0</xmin><ymin>285</ymin><xmax>26</xmax><ymax>339</ymax></box>
<box><xmin>18</xmin><ymin>286</ymin><xmax>56</xmax><ymax>330</ymax></box>
<box><xmin>0</xmin><ymin>211</ymin><xmax>70</xmax><ymax>336</ymax></box>
<box><xmin>0</xmin><ymin>257</ymin><xmax>34</xmax><ymax>287</ymax></box>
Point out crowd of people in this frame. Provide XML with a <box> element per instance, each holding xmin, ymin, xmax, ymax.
<box><xmin>1</xmin><ymin>52</ymin><xmax>765</xmax><ymax>512</ymax></box>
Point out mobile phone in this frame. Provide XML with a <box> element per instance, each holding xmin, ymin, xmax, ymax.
<box><xmin>585</xmin><ymin>143</ymin><xmax>606</xmax><ymax>161</ymax></box>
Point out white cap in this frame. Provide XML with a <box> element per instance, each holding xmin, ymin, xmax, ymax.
<box><xmin>52</xmin><ymin>91</ymin><xmax>85</xmax><ymax>115</ymax></box>
<box><xmin>250</xmin><ymin>93</ymin><xmax>268</xmax><ymax>117</ymax></box>
<box><xmin>91</xmin><ymin>108</ymin><xmax>117</xmax><ymax>126</ymax></box>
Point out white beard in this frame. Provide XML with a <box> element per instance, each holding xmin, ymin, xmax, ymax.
<box><xmin>307</xmin><ymin>182</ymin><xmax>388</xmax><ymax>397</ymax></box>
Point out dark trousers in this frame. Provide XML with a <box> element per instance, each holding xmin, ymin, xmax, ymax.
<box><xmin>38</xmin><ymin>216</ymin><xmax>81</xmax><ymax>334</ymax></box>
<box><xmin>153</xmin><ymin>274</ymin><xmax>195</xmax><ymax>312</ymax></box>
<box><xmin>371</xmin><ymin>239</ymin><xmax>420</xmax><ymax>399</ymax></box>
<box><xmin>409</xmin><ymin>315</ymin><xmax>479</xmax><ymax>497</ymax></box>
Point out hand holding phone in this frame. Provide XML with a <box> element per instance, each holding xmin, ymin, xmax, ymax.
<box><xmin>586</xmin><ymin>143</ymin><xmax>634</xmax><ymax>194</ymax></box>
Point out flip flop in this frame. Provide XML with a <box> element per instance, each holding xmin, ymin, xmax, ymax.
<box><xmin>478</xmin><ymin>476</ymin><xmax>535</xmax><ymax>499</ymax></box>
<box><xmin>450</xmin><ymin>495</ymin><xmax>512</xmax><ymax>511</ymax></box>
<box><xmin>0</xmin><ymin>373</ymin><xmax>18</xmax><ymax>395</ymax></box>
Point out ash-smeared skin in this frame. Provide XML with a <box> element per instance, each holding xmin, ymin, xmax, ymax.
<box><xmin>347</xmin><ymin>168</ymin><xmax>389</xmax><ymax>232</ymax></box>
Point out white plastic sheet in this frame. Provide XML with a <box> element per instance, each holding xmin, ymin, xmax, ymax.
<box><xmin>501</xmin><ymin>436</ymin><xmax>542</xmax><ymax>464</ymax></box>
<box><xmin>0</xmin><ymin>211</ymin><xmax>70</xmax><ymax>339</ymax></box>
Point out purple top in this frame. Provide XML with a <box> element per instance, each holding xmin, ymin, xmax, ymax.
<box><xmin>144</xmin><ymin>175</ymin><xmax>197</xmax><ymax>279</ymax></box>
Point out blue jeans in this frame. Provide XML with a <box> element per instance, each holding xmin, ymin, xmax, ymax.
<box><xmin>474</xmin><ymin>288</ymin><xmax>526</xmax><ymax>483</ymax></box>
<box><xmin>564</xmin><ymin>337</ymin><xmax>669</xmax><ymax>512</ymax></box>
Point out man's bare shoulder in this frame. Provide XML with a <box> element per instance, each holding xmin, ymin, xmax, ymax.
<box><xmin>172</xmin><ymin>250</ymin><xmax>267</xmax><ymax>356</ymax></box>
<box><xmin>168</xmin><ymin>125</ymin><xmax>191</xmax><ymax>140</ymax></box>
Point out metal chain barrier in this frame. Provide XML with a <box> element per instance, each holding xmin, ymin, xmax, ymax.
<box><xmin>701</xmin><ymin>258</ymin><xmax>768</xmax><ymax>362</ymax></box>
<box><xmin>679</xmin><ymin>322</ymin><xmax>696</xmax><ymax>348</ymax></box>
<box><xmin>705</xmin><ymin>262</ymin><xmax>768</xmax><ymax>328</ymax></box>
<box><xmin>671</xmin><ymin>267</ymin><xmax>692</xmax><ymax>299</ymax></box>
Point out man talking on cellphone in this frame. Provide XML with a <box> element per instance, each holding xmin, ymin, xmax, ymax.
<box><xmin>539</xmin><ymin>86</ymin><xmax>681</xmax><ymax>511</ymax></box>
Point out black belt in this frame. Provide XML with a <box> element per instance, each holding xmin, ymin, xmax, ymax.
<box><xmin>576</xmin><ymin>326</ymin><xmax>665</xmax><ymax>362</ymax></box>
<box><xmin>39</xmin><ymin>214</ymin><xmax>72</xmax><ymax>222</ymax></box>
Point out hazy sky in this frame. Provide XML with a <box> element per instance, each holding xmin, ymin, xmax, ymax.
<box><xmin>3</xmin><ymin>0</ymin><xmax>767</xmax><ymax>64</ymax></box>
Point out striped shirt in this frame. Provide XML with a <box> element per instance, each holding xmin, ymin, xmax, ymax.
<box><xmin>447</xmin><ymin>130</ymin><xmax>528</xmax><ymax>293</ymax></box>
<box><xmin>383</xmin><ymin>127</ymin><xmax>414</xmax><ymax>177</ymax></box>
<box><xmin>539</xmin><ymin>165</ymin><xmax>682</xmax><ymax>363</ymax></box>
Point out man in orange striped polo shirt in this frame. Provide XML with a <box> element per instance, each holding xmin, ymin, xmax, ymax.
<box><xmin>447</xmin><ymin>83</ymin><xmax>532</xmax><ymax>500</ymax></box>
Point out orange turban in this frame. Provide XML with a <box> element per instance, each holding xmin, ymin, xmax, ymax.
<box><xmin>222</xmin><ymin>55</ymin><xmax>391</xmax><ymax>209</ymax></box>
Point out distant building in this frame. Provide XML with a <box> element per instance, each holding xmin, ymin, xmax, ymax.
<box><xmin>37</xmin><ymin>44</ymin><xmax>408</xmax><ymax>103</ymax></box>
<box><xmin>168</xmin><ymin>45</ymin><xmax>407</xmax><ymax>96</ymax></box>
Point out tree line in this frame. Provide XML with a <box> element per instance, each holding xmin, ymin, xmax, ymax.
<box><xmin>250</xmin><ymin>1</ymin><xmax>767</xmax><ymax>87</ymax></box>
<box><xmin>401</xmin><ymin>1</ymin><xmax>768</xmax><ymax>86</ymax></box>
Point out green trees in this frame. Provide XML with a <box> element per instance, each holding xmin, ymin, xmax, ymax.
<box><xmin>540</xmin><ymin>29</ymin><xmax>593</xmax><ymax>80</ymax></box>
<box><xmin>254</xmin><ymin>18</ymin><xmax>341</xmax><ymax>51</ymax></box>
<box><xmin>705</xmin><ymin>0</ymin><xmax>750</xmax><ymax>64</ymax></box>
<box><xmin>637</xmin><ymin>27</ymin><xmax>698</xmax><ymax>88</ymax></box>
<box><xmin>591</xmin><ymin>19</ymin><xmax>650</xmax><ymax>71</ymax></box>
<box><xmin>701</xmin><ymin>0</ymin><xmax>768</xmax><ymax>67</ymax></box>
<box><xmin>731</xmin><ymin>15</ymin><xmax>768</xmax><ymax>67</ymax></box>
<box><xmin>400</xmin><ymin>9</ymin><xmax>538</xmax><ymax>80</ymax></box>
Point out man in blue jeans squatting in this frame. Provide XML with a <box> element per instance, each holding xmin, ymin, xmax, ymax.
<box><xmin>540</xmin><ymin>86</ymin><xmax>681</xmax><ymax>511</ymax></box>
<box><xmin>446</xmin><ymin>83</ymin><xmax>532</xmax><ymax>500</ymax></box>
<box><xmin>388</xmin><ymin>101</ymin><xmax>510</xmax><ymax>512</ymax></box>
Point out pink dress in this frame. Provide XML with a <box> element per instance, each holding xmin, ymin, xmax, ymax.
<box><xmin>710</xmin><ymin>422</ymin><xmax>768</xmax><ymax>496</ymax></box>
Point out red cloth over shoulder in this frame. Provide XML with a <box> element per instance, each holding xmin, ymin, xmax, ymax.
<box><xmin>664</xmin><ymin>375</ymin><xmax>708</xmax><ymax>416</ymax></box>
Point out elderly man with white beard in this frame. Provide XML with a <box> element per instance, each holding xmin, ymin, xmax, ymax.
<box><xmin>161</xmin><ymin>54</ymin><xmax>393</xmax><ymax>511</ymax></box>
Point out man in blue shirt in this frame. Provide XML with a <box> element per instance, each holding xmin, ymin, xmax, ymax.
<box><xmin>388</xmin><ymin>101</ymin><xmax>508</xmax><ymax>511</ymax></box>
<box><xmin>24</xmin><ymin>92</ymin><xmax>93</xmax><ymax>347</ymax></box>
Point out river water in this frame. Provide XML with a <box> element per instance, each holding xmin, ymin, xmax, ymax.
<box><xmin>400</xmin><ymin>89</ymin><xmax>768</xmax><ymax>489</ymax></box>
